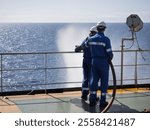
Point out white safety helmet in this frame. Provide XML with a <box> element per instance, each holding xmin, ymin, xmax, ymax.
<box><xmin>90</xmin><ymin>26</ymin><xmax>97</xmax><ymax>32</ymax></box>
<box><xmin>96</xmin><ymin>21</ymin><xmax>106</xmax><ymax>28</ymax></box>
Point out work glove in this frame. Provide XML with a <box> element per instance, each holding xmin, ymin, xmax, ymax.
<box><xmin>75</xmin><ymin>45</ymin><xmax>82</xmax><ymax>52</ymax></box>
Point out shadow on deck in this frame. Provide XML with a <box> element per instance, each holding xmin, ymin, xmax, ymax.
<box><xmin>0</xmin><ymin>88</ymin><xmax>150</xmax><ymax>113</ymax></box>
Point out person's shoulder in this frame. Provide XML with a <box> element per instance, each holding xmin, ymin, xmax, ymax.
<box><xmin>103</xmin><ymin>34</ymin><xmax>109</xmax><ymax>39</ymax></box>
<box><xmin>88</xmin><ymin>34</ymin><xmax>99</xmax><ymax>41</ymax></box>
<box><xmin>89</xmin><ymin>33</ymin><xmax>99</xmax><ymax>39</ymax></box>
<box><xmin>103</xmin><ymin>35</ymin><xmax>110</xmax><ymax>42</ymax></box>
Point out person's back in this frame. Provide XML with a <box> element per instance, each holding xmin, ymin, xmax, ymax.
<box><xmin>86</xmin><ymin>21</ymin><xmax>113</xmax><ymax>107</ymax></box>
<box><xmin>88</xmin><ymin>32</ymin><xmax>113</xmax><ymax>60</ymax></box>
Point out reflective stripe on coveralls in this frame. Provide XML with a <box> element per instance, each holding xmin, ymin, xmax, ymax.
<box><xmin>82</xmin><ymin>87</ymin><xmax>89</xmax><ymax>91</ymax></box>
<box><xmin>90</xmin><ymin>91</ymin><xmax>97</xmax><ymax>95</ymax></box>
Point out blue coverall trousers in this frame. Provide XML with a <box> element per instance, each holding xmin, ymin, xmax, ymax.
<box><xmin>89</xmin><ymin>58</ymin><xmax>109</xmax><ymax>104</ymax></box>
<box><xmin>82</xmin><ymin>58</ymin><xmax>91</xmax><ymax>97</ymax></box>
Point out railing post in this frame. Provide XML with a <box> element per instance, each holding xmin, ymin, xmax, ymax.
<box><xmin>44</xmin><ymin>53</ymin><xmax>48</xmax><ymax>85</ymax></box>
<box><xmin>0</xmin><ymin>54</ymin><xmax>3</xmax><ymax>95</ymax></box>
<box><xmin>120</xmin><ymin>36</ymin><xmax>134</xmax><ymax>87</ymax></box>
<box><xmin>120</xmin><ymin>39</ymin><xmax>124</xmax><ymax>87</ymax></box>
<box><xmin>135</xmin><ymin>51</ymin><xmax>138</xmax><ymax>86</ymax></box>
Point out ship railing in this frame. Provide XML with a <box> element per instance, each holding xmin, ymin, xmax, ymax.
<box><xmin>0</xmin><ymin>49</ymin><xmax>150</xmax><ymax>94</ymax></box>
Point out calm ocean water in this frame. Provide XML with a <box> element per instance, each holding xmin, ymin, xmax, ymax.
<box><xmin>0</xmin><ymin>23</ymin><xmax>150</xmax><ymax>92</ymax></box>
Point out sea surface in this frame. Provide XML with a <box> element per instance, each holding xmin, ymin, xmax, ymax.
<box><xmin>0</xmin><ymin>23</ymin><xmax>150</xmax><ymax>92</ymax></box>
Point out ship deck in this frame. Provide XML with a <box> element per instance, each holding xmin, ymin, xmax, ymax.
<box><xmin>0</xmin><ymin>87</ymin><xmax>150</xmax><ymax>113</ymax></box>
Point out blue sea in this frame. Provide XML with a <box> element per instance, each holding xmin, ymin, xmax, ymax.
<box><xmin>0</xmin><ymin>23</ymin><xmax>150</xmax><ymax>92</ymax></box>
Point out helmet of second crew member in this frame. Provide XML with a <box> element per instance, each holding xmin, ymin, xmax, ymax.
<box><xmin>90</xmin><ymin>26</ymin><xmax>97</xmax><ymax>32</ymax></box>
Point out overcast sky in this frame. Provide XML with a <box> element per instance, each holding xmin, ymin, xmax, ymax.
<box><xmin>0</xmin><ymin>0</ymin><xmax>149</xmax><ymax>23</ymax></box>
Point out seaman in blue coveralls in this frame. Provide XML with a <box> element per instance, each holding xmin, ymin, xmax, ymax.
<box><xmin>75</xmin><ymin>26</ymin><xmax>97</xmax><ymax>101</ymax></box>
<box><xmin>85</xmin><ymin>21</ymin><xmax>113</xmax><ymax>107</ymax></box>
